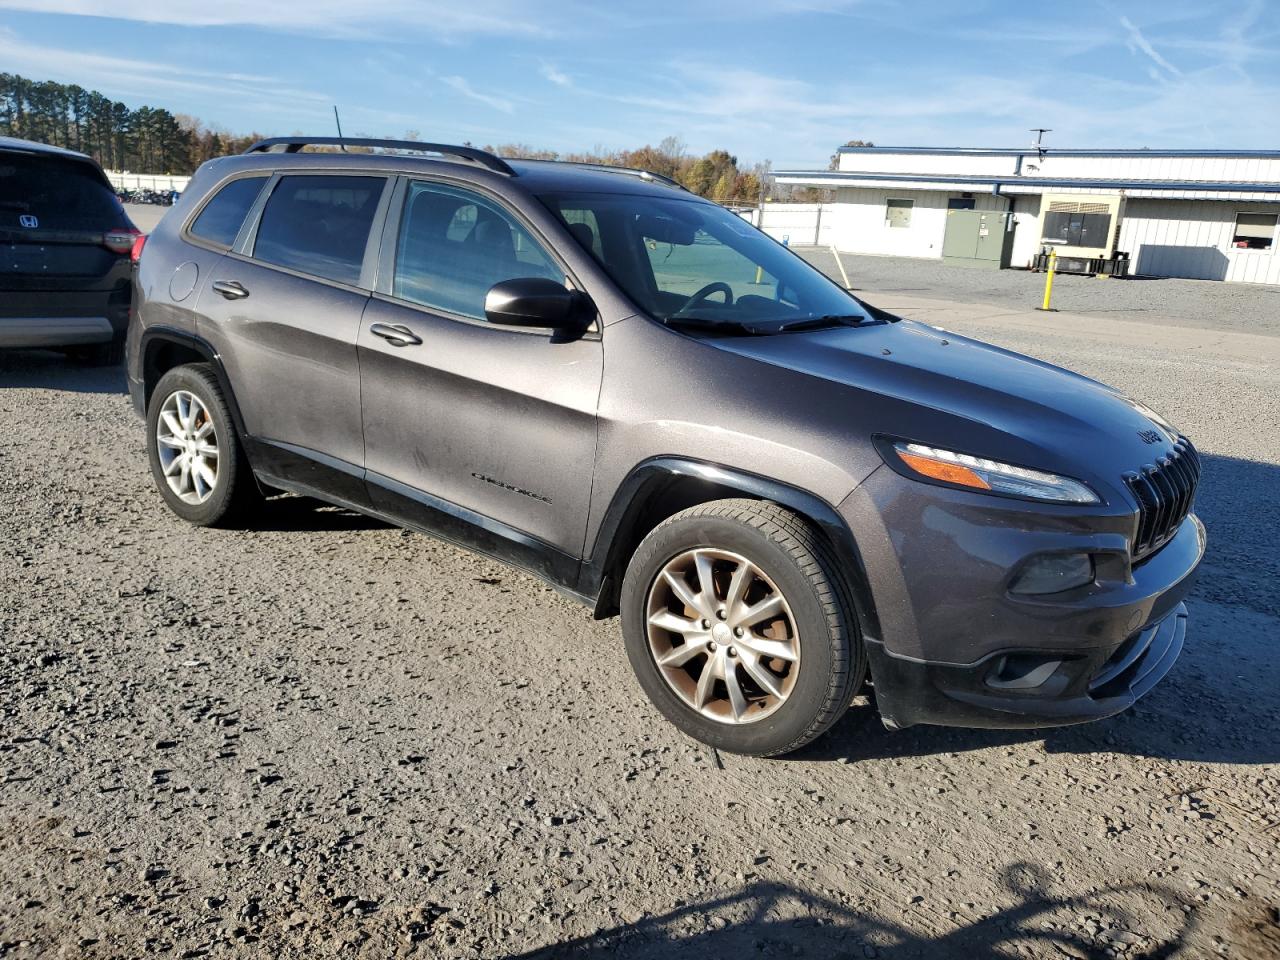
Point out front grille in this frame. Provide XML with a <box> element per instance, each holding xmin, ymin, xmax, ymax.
<box><xmin>1125</xmin><ymin>437</ymin><xmax>1200</xmax><ymax>560</ymax></box>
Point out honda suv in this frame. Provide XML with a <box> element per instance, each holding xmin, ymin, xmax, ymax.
<box><xmin>1</xmin><ymin>137</ymin><xmax>140</xmax><ymax>364</ymax></box>
<box><xmin>127</xmin><ymin>137</ymin><xmax>1205</xmax><ymax>757</ymax></box>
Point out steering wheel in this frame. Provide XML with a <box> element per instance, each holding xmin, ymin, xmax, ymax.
<box><xmin>674</xmin><ymin>281</ymin><xmax>734</xmax><ymax>317</ymax></box>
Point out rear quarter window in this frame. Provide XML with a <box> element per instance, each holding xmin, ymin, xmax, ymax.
<box><xmin>0</xmin><ymin>152</ymin><xmax>126</xmax><ymax>229</ymax></box>
<box><xmin>188</xmin><ymin>176</ymin><xmax>269</xmax><ymax>248</ymax></box>
<box><xmin>251</xmin><ymin>175</ymin><xmax>385</xmax><ymax>285</ymax></box>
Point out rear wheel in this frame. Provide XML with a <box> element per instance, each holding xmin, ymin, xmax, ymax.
<box><xmin>621</xmin><ymin>499</ymin><xmax>864</xmax><ymax>757</ymax></box>
<box><xmin>146</xmin><ymin>363</ymin><xmax>259</xmax><ymax>526</ymax></box>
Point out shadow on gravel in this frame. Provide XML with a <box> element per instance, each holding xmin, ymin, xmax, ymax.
<box><xmin>799</xmin><ymin>452</ymin><xmax>1280</xmax><ymax>768</ymax></box>
<box><xmin>506</xmin><ymin>863</ymin><xmax>1197</xmax><ymax>960</ymax></box>
<box><xmin>253</xmin><ymin>496</ymin><xmax>391</xmax><ymax>532</ymax></box>
<box><xmin>0</xmin><ymin>349</ymin><xmax>125</xmax><ymax>394</ymax></box>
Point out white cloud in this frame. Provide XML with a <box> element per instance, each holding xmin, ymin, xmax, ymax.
<box><xmin>0</xmin><ymin>0</ymin><xmax>553</xmax><ymax>38</ymax></box>
<box><xmin>1119</xmin><ymin>14</ymin><xmax>1184</xmax><ymax>77</ymax></box>
<box><xmin>0</xmin><ymin>27</ymin><xmax>330</xmax><ymax>116</ymax></box>
<box><xmin>539</xmin><ymin>62</ymin><xmax>572</xmax><ymax>87</ymax></box>
<box><xmin>441</xmin><ymin>76</ymin><xmax>514</xmax><ymax>113</ymax></box>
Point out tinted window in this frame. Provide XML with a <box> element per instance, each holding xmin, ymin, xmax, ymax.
<box><xmin>253</xmin><ymin>175</ymin><xmax>384</xmax><ymax>285</ymax></box>
<box><xmin>0</xmin><ymin>152</ymin><xmax>126</xmax><ymax>229</ymax></box>
<box><xmin>189</xmin><ymin>176</ymin><xmax>267</xmax><ymax>248</ymax></box>
<box><xmin>393</xmin><ymin>181</ymin><xmax>562</xmax><ymax>319</ymax></box>
<box><xmin>542</xmin><ymin>192</ymin><xmax>872</xmax><ymax>331</ymax></box>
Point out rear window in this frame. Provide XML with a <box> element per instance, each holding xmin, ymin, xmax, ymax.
<box><xmin>252</xmin><ymin>175</ymin><xmax>384</xmax><ymax>285</ymax></box>
<box><xmin>0</xmin><ymin>152</ymin><xmax>125</xmax><ymax>229</ymax></box>
<box><xmin>189</xmin><ymin>176</ymin><xmax>268</xmax><ymax>248</ymax></box>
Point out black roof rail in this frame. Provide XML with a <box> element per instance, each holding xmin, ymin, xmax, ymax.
<box><xmin>513</xmin><ymin>157</ymin><xmax>688</xmax><ymax>191</ymax></box>
<box><xmin>243</xmin><ymin>137</ymin><xmax>516</xmax><ymax>176</ymax></box>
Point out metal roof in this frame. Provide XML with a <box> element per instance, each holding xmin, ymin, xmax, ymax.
<box><xmin>771</xmin><ymin>169</ymin><xmax>1280</xmax><ymax>196</ymax></box>
<box><xmin>835</xmin><ymin>145</ymin><xmax>1280</xmax><ymax>159</ymax></box>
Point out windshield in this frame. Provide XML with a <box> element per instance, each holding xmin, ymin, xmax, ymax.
<box><xmin>540</xmin><ymin>192</ymin><xmax>877</xmax><ymax>333</ymax></box>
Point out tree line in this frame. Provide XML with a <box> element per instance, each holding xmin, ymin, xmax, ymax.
<box><xmin>1</xmin><ymin>72</ymin><xmax>862</xmax><ymax>203</ymax></box>
<box><xmin>0</xmin><ymin>73</ymin><xmax>267</xmax><ymax>175</ymax></box>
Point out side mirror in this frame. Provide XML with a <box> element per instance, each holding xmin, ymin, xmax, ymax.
<box><xmin>484</xmin><ymin>277</ymin><xmax>586</xmax><ymax>329</ymax></box>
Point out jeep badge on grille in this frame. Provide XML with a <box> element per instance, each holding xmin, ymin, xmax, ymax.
<box><xmin>1138</xmin><ymin>429</ymin><xmax>1162</xmax><ymax>445</ymax></box>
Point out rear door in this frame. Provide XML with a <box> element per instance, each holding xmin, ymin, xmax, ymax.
<box><xmin>0</xmin><ymin>148</ymin><xmax>134</xmax><ymax>321</ymax></box>
<box><xmin>194</xmin><ymin>171</ymin><xmax>391</xmax><ymax>504</ymax></box>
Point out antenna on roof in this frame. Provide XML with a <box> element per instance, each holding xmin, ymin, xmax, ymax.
<box><xmin>333</xmin><ymin>106</ymin><xmax>347</xmax><ymax>153</ymax></box>
<box><xmin>1030</xmin><ymin>128</ymin><xmax>1051</xmax><ymax>160</ymax></box>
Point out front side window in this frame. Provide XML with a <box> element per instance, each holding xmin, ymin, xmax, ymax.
<box><xmin>541</xmin><ymin>191</ymin><xmax>874</xmax><ymax>333</ymax></box>
<box><xmin>393</xmin><ymin>181</ymin><xmax>562</xmax><ymax>319</ymax></box>
<box><xmin>189</xmin><ymin>176</ymin><xmax>268</xmax><ymax>248</ymax></box>
<box><xmin>252</xmin><ymin>175</ymin><xmax>384</xmax><ymax>285</ymax></box>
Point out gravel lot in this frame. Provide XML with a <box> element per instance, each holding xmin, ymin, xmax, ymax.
<box><xmin>798</xmin><ymin>248</ymin><xmax>1280</xmax><ymax>338</ymax></box>
<box><xmin>2</xmin><ymin>265</ymin><xmax>1279</xmax><ymax>958</ymax></box>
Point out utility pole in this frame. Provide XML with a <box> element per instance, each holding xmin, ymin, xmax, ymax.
<box><xmin>1030</xmin><ymin>128</ymin><xmax>1052</xmax><ymax>161</ymax></box>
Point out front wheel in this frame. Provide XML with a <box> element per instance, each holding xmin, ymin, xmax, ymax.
<box><xmin>146</xmin><ymin>363</ymin><xmax>259</xmax><ymax>527</ymax></box>
<box><xmin>620</xmin><ymin>499</ymin><xmax>865</xmax><ymax>757</ymax></box>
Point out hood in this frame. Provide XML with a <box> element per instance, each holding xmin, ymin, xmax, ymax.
<box><xmin>710</xmin><ymin>319</ymin><xmax>1183</xmax><ymax>487</ymax></box>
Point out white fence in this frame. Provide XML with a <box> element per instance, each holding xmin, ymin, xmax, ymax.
<box><xmin>104</xmin><ymin>170</ymin><xmax>192</xmax><ymax>193</ymax></box>
<box><xmin>738</xmin><ymin>203</ymin><xmax>833</xmax><ymax>247</ymax></box>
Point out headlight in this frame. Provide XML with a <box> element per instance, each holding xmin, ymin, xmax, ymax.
<box><xmin>888</xmin><ymin>441</ymin><xmax>1100</xmax><ymax>504</ymax></box>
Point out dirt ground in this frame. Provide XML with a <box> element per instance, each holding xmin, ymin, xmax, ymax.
<box><xmin>1</xmin><ymin>290</ymin><xmax>1278</xmax><ymax>959</ymax></box>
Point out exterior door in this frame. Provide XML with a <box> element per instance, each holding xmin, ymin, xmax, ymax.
<box><xmin>195</xmin><ymin>172</ymin><xmax>388</xmax><ymax>503</ymax></box>
<box><xmin>358</xmin><ymin>179</ymin><xmax>602</xmax><ymax>567</ymax></box>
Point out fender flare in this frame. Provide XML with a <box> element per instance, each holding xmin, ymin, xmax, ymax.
<box><xmin>138</xmin><ymin>326</ymin><xmax>250</xmax><ymax>441</ymax></box>
<box><xmin>581</xmin><ymin>456</ymin><xmax>882</xmax><ymax>643</ymax></box>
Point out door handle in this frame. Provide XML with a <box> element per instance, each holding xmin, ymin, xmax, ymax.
<box><xmin>369</xmin><ymin>322</ymin><xmax>422</xmax><ymax>347</ymax></box>
<box><xmin>211</xmin><ymin>280</ymin><xmax>250</xmax><ymax>300</ymax></box>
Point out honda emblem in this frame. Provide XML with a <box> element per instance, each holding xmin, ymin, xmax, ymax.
<box><xmin>19</xmin><ymin>215</ymin><xmax>38</xmax><ymax>229</ymax></box>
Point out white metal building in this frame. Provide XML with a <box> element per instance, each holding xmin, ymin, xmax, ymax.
<box><xmin>771</xmin><ymin>146</ymin><xmax>1280</xmax><ymax>284</ymax></box>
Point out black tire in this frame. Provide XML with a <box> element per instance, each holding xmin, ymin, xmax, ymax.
<box><xmin>146</xmin><ymin>363</ymin><xmax>259</xmax><ymax>527</ymax></box>
<box><xmin>69</xmin><ymin>337</ymin><xmax>125</xmax><ymax>367</ymax></box>
<box><xmin>621</xmin><ymin>499</ymin><xmax>865</xmax><ymax>757</ymax></box>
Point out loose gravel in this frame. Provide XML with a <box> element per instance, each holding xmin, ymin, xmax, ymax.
<box><xmin>2</xmin><ymin>290</ymin><xmax>1278</xmax><ymax>958</ymax></box>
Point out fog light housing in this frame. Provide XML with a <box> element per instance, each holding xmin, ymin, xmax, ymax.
<box><xmin>1009</xmin><ymin>553</ymin><xmax>1094</xmax><ymax>595</ymax></box>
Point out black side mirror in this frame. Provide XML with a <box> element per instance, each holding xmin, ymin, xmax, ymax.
<box><xmin>484</xmin><ymin>277</ymin><xmax>587</xmax><ymax>329</ymax></box>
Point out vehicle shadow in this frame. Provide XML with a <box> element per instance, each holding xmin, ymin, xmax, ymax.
<box><xmin>504</xmin><ymin>864</ymin><xmax>1199</xmax><ymax>959</ymax></box>
<box><xmin>252</xmin><ymin>495</ymin><xmax>391</xmax><ymax>533</ymax></box>
<box><xmin>801</xmin><ymin>452</ymin><xmax>1280</xmax><ymax>768</ymax></box>
<box><xmin>0</xmin><ymin>349</ymin><xmax>125</xmax><ymax>394</ymax></box>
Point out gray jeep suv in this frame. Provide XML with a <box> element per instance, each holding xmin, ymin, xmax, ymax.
<box><xmin>127</xmin><ymin>137</ymin><xmax>1205</xmax><ymax>757</ymax></box>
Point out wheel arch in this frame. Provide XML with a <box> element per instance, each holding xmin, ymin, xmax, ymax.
<box><xmin>581</xmin><ymin>457</ymin><xmax>882</xmax><ymax>644</ymax></box>
<box><xmin>139</xmin><ymin>327</ymin><xmax>249</xmax><ymax>441</ymax></box>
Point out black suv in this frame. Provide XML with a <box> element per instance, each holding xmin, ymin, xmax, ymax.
<box><xmin>127</xmin><ymin>138</ymin><xmax>1204</xmax><ymax>757</ymax></box>
<box><xmin>1</xmin><ymin>137</ymin><xmax>139</xmax><ymax>364</ymax></box>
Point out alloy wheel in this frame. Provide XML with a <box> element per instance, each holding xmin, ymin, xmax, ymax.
<box><xmin>645</xmin><ymin>548</ymin><xmax>800</xmax><ymax>724</ymax></box>
<box><xmin>155</xmin><ymin>390</ymin><xmax>219</xmax><ymax>505</ymax></box>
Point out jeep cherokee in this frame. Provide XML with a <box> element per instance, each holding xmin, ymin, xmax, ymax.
<box><xmin>127</xmin><ymin>137</ymin><xmax>1205</xmax><ymax>757</ymax></box>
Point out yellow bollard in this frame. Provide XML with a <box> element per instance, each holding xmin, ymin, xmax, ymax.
<box><xmin>1036</xmin><ymin>249</ymin><xmax>1058</xmax><ymax>312</ymax></box>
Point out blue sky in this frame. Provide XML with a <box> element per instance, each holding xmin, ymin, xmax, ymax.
<box><xmin>0</xmin><ymin>0</ymin><xmax>1276</xmax><ymax>168</ymax></box>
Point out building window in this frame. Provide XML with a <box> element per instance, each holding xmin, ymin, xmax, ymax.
<box><xmin>947</xmin><ymin>197</ymin><xmax>976</xmax><ymax>211</ymax></box>
<box><xmin>1232</xmin><ymin>212</ymin><xmax>1277</xmax><ymax>251</ymax></box>
<box><xmin>885</xmin><ymin>198</ymin><xmax>913</xmax><ymax>228</ymax></box>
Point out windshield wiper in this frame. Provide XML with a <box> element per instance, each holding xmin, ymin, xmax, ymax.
<box><xmin>774</xmin><ymin>314</ymin><xmax>872</xmax><ymax>332</ymax></box>
<box><xmin>661</xmin><ymin>316</ymin><xmax>770</xmax><ymax>336</ymax></box>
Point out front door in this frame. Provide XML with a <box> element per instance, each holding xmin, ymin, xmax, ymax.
<box><xmin>358</xmin><ymin>179</ymin><xmax>602</xmax><ymax>575</ymax></box>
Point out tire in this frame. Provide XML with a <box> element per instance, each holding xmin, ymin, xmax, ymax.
<box><xmin>620</xmin><ymin>499</ymin><xmax>865</xmax><ymax>757</ymax></box>
<box><xmin>146</xmin><ymin>363</ymin><xmax>259</xmax><ymax>527</ymax></box>
<box><xmin>69</xmin><ymin>337</ymin><xmax>125</xmax><ymax>367</ymax></box>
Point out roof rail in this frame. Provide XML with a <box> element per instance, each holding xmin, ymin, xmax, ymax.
<box><xmin>514</xmin><ymin>157</ymin><xmax>688</xmax><ymax>191</ymax></box>
<box><xmin>243</xmin><ymin>137</ymin><xmax>516</xmax><ymax>176</ymax></box>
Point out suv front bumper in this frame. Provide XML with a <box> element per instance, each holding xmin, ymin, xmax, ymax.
<box><xmin>840</xmin><ymin>466</ymin><xmax>1205</xmax><ymax>730</ymax></box>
